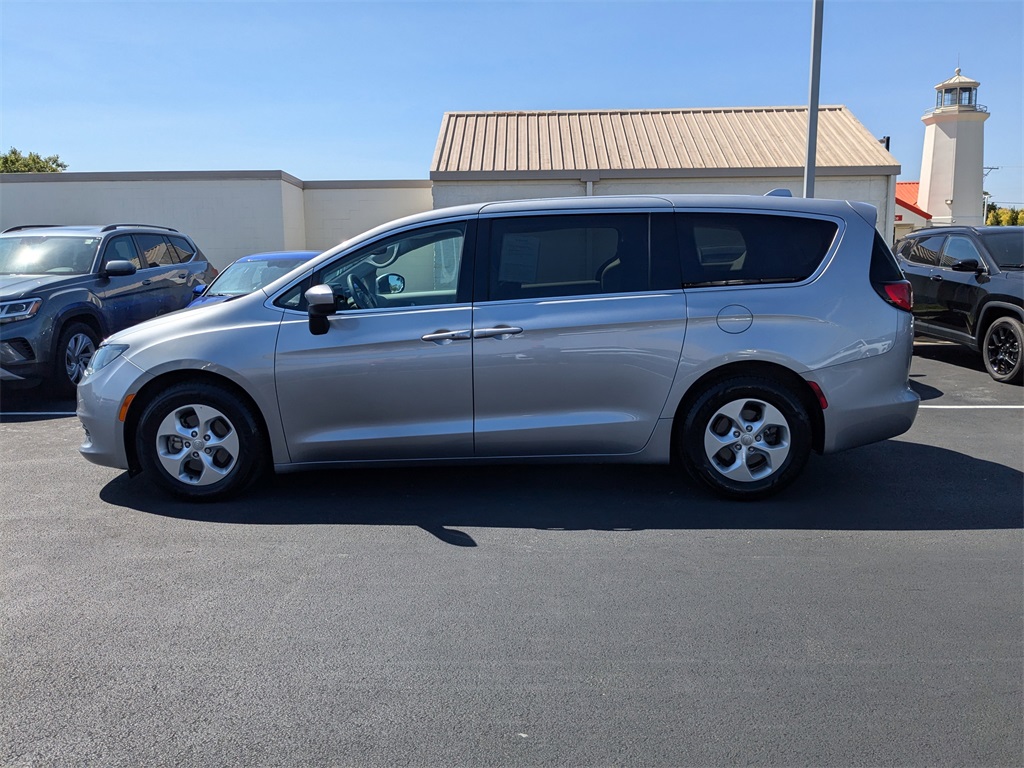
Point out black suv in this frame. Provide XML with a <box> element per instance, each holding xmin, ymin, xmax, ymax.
<box><xmin>0</xmin><ymin>224</ymin><xmax>216</xmax><ymax>396</ymax></box>
<box><xmin>895</xmin><ymin>226</ymin><xmax>1023</xmax><ymax>383</ymax></box>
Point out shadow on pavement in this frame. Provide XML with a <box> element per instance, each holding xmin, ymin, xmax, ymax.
<box><xmin>100</xmin><ymin>438</ymin><xmax>1023</xmax><ymax>538</ymax></box>
<box><xmin>0</xmin><ymin>384</ymin><xmax>76</xmax><ymax>422</ymax></box>
<box><xmin>913</xmin><ymin>340</ymin><xmax>986</xmax><ymax>373</ymax></box>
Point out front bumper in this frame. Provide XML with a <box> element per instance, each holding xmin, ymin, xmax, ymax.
<box><xmin>77</xmin><ymin>354</ymin><xmax>151</xmax><ymax>471</ymax></box>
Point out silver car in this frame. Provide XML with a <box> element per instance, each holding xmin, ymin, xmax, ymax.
<box><xmin>77</xmin><ymin>195</ymin><xmax>919</xmax><ymax>501</ymax></box>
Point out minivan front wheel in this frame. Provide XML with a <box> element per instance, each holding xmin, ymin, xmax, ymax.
<box><xmin>136</xmin><ymin>382</ymin><xmax>267</xmax><ymax>500</ymax></box>
<box><xmin>680</xmin><ymin>377</ymin><xmax>811</xmax><ymax>500</ymax></box>
<box><xmin>982</xmin><ymin>316</ymin><xmax>1023</xmax><ymax>384</ymax></box>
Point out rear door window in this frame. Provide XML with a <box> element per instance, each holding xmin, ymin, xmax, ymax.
<box><xmin>907</xmin><ymin>235</ymin><xmax>945</xmax><ymax>266</ymax></box>
<box><xmin>167</xmin><ymin>235</ymin><xmax>196</xmax><ymax>263</ymax></box>
<box><xmin>134</xmin><ymin>234</ymin><xmax>175</xmax><ymax>267</ymax></box>
<box><xmin>676</xmin><ymin>212</ymin><xmax>837</xmax><ymax>286</ymax></box>
<box><xmin>485</xmin><ymin>213</ymin><xmax>650</xmax><ymax>300</ymax></box>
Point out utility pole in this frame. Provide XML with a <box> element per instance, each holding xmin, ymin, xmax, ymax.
<box><xmin>803</xmin><ymin>0</ymin><xmax>824</xmax><ymax>198</ymax></box>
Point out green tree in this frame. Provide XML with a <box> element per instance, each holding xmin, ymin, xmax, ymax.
<box><xmin>0</xmin><ymin>147</ymin><xmax>68</xmax><ymax>173</ymax></box>
<box><xmin>996</xmin><ymin>208</ymin><xmax>1018</xmax><ymax>226</ymax></box>
<box><xmin>986</xmin><ymin>208</ymin><xmax>1001</xmax><ymax>225</ymax></box>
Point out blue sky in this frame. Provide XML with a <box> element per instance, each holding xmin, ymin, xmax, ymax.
<box><xmin>2</xmin><ymin>0</ymin><xmax>1022</xmax><ymax>205</ymax></box>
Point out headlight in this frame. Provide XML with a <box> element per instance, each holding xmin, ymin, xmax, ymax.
<box><xmin>85</xmin><ymin>343</ymin><xmax>129</xmax><ymax>376</ymax></box>
<box><xmin>0</xmin><ymin>297</ymin><xmax>42</xmax><ymax>323</ymax></box>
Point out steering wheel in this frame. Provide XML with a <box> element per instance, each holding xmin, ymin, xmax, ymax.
<box><xmin>346</xmin><ymin>273</ymin><xmax>379</xmax><ymax>309</ymax></box>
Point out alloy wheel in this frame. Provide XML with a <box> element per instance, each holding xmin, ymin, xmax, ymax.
<box><xmin>702</xmin><ymin>397</ymin><xmax>792</xmax><ymax>483</ymax></box>
<box><xmin>64</xmin><ymin>332</ymin><xmax>97</xmax><ymax>385</ymax></box>
<box><xmin>154</xmin><ymin>403</ymin><xmax>240</xmax><ymax>486</ymax></box>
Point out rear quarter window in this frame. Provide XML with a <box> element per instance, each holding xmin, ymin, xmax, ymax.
<box><xmin>676</xmin><ymin>212</ymin><xmax>838</xmax><ymax>287</ymax></box>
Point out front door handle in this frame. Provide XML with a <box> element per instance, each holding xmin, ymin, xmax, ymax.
<box><xmin>474</xmin><ymin>326</ymin><xmax>524</xmax><ymax>340</ymax></box>
<box><xmin>141</xmin><ymin>279</ymin><xmax>152</xmax><ymax>286</ymax></box>
<box><xmin>421</xmin><ymin>329</ymin><xmax>472</xmax><ymax>345</ymax></box>
<box><xmin>930</xmin><ymin>275</ymin><xmax>944</xmax><ymax>282</ymax></box>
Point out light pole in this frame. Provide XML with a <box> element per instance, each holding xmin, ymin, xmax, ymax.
<box><xmin>803</xmin><ymin>0</ymin><xmax>824</xmax><ymax>199</ymax></box>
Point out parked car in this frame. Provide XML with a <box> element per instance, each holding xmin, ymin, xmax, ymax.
<box><xmin>78</xmin><ymin>195</ymin><xmax>919</xmax><ymax>501</ymax></box>
<box><xmin>0</xmin><ymin>224</ymin><xmax>216</xmax><ymax>396</ymax></box>
<box><xmin>894</xmin><ymin>226</ymin><xmax>1023</xmax><ymax>383</ymax></box>
<box><xmin>188</xmin><ymin>251</ymin><xmax>319</xmax><ymax>308</ymax></box>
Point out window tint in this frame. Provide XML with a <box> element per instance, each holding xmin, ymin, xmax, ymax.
<box><xmin>870</xmin><ymin>232</ymin><xmax>904</xmax><ymax>283</ymax></box>
<box><xmin>167</xmin><ymin>235</ymin><xmax>195</xmax><ymax>263</ymax></box>
<box><xmin>277</xmin><ymin>223</ymin><xmax>466</xmax><ymax>311</ymax></box>
<box><xmin>940</xmin><ymin>236</ymin><xmax>982</xmax><ymax>267</ymax></box>
<box><xmin>487</xmin><ymin>214</ymin><xmax>649</xmax><ymax>300</ymax></box>
<box><xmin>907</xmin><ymin>235</ymin><xmax>945</xmax><ymax>266</ymax></box>
<box><xmin>104</xmin><ymin>236</ymin><xmax>143</xmax><ymax>270</ymax></box>
<box><xmin>134</xmin><ymin>234</ymin><xmax>175</xmax><ymax>267</ymax></box>
<box><xmin>677</xmin><ymin>213</ymin><xmax>837</xmax><ymax>286</ymax></box>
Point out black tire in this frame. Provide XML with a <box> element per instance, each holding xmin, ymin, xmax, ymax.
<box><xmin>136</xmin><ymin>381</ymin><xmax>268</xmax><ymax>501</ymax></box>
<box><xmin>50</xmin><ymin>321</ymin><xmax>99</xmax><ymax>398</ymax></box>
<box><xmin>679</xmin><ymin>376</ymin><xmax>812</xmax><ymax>500</ymax></box>
<box><xmin>982</xmin><ymin>317</ymin><xmax>1023</xmax><ymax>385</ymax></box>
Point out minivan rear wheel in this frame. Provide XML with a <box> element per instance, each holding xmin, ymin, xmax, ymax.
<box><xmin>679</xmin><ymin>377</ymin><xmax>812</xmax><ymax>500</ymax></box>
<box><xmin>136</xmin><ymin>382</ymin><xmax>267</xmax><ymax>500</ymax></box>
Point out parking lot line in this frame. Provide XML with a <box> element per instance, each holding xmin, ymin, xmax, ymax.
<box><xmin>2</xmin><ymin>411</ymin><xmax>77</xmax><ymax>417</ymax></box>
<box><xmin>919</xmin><ymin>404</ymin><xmax>1024</xmax><ymax>409</ymax></box>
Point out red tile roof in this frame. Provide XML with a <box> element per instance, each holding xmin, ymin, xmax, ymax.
<box><xmin>896</xmin><ymin>182</ymin><xmax>931</xmax><ymax>219</ymax></box>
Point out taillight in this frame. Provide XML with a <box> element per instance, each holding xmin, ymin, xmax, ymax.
<box><xmin>874</xmin><ymin>280</ymin><xmax>913</xmax><ymax>312</ymax></box>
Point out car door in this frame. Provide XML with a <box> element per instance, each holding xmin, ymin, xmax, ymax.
<box><xmin>932</xmin><ymin>234</ymin><xmax>987</xmax><ymax>337</ymax></box>
<box><xmin>132</xmin><ymin>233</ymin><xmax>189</xmax><ymax>317</ymax></box>
<box><xmin>471</xmin><ymin>212</ymin><xmax>686</xmax><ymax>457</ymax></box>
<box><xmin>93</xmin><ymin>234</ymin><xmax>151</xmax><ymax>333</ymax></box>
<box><xmin>899</xmin><ymin>234</ymin><xmax>946</xmax><ymax>326</ymax></box>
<box><xmin>274</xmin><ymin>221</ymin><xmax>475</xmax><ymax>463</ymax></box>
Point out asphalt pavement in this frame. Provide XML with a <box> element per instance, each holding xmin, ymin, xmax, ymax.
<box><xmin>1</xmin><ymin>340</ymin><xmax>1021</xmax><ymax>767</ymax></box>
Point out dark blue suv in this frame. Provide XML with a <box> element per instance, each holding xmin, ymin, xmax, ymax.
<box><xmin>0</xmin><ymin>224</ymin><xmax>216</xmax><ymax>396</ymax></box>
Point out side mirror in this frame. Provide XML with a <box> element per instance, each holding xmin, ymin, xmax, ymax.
<box><xmin>377</xmin><ymin>273</ymin><xmax>406</xmax><ymax>295</ymax></box>
<box><xmin>192</xmin><ymin>284</ymin><xmax>206</xmax><ymax>297</ymax></box>
<box><xmin>951</xmin><ymin>258</ymin><xmax>982</xmax><ymax>273</ymax></box>
<box><xmin>101</xmin><ymin>260</ymin><xmax>137</xmax><ymax>278</ymax></box>
<box><xmin>305</xmin><ymin>284</ymin><xmax>336</xmax><ymax>335</ymax></box>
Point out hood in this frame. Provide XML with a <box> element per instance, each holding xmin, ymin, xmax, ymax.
<box><xmin>186</xmin><ymin>294</ymin><xmax>230</xmax><ymax>309</ymax></box>
<box><xmin>0</xmin><ymin>273</ymin><xmax>85</xmax><ymax>298</ymax></box>
<box><xmin>108</xmin><ymin>287</ymin><xmax>273</xmax><ymax>346</ymax></box>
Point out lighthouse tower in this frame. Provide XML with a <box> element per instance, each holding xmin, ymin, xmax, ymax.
<box><xmin>918</xmin><ymin>68</ymin><xmax>989</xmax><ymax>226</ymax></box>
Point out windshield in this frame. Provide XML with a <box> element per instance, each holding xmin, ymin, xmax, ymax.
<box><xmin>0</xmin><ymin>235</ymin><xmax>100</xmax><ymax>275</ymax></box>
<box><xmin>204</xmin><ymin>257</ymin><xmax>304</xmax><ymax>296</ymax></box>
<box><xmin>981</xmin><ymin>230</ymin><xmax>1024</xmax><ymax>268</ymax></box>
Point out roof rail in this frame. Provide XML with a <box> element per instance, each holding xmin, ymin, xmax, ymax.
<box><xmin>764</xmin><ymin>188</ymin><xmax>793</xmax><ymax>197</ymax></box>
<box><xmin>100</xmin><ymin>223</ymin><xmax>179</xmax><ymax>233</ymax></box>
<box><xmin>2</xmin><ymin>224</ymin><xmax>62</xmax><ymax>233</ymax></box>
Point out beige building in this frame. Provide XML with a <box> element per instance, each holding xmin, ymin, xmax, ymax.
<box><xmin>1</xmin><ymin>105</ymin><xmax>903</xmax><ymax>269</ymax></box>
<box><xmin>430</xmin><ymin>106</ymin><xmax>901</xmax><ymax>236</ymax></box>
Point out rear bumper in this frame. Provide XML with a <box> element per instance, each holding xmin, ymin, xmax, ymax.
<box><xmin>810</xmin><ymin>324</ymin><xmax>919</xmax><ymax>454</ymax></box>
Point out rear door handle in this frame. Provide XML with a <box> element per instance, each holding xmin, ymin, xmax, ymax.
<box><xmin>474</xmin><ymin>326</ymin><xmax>524</xmax><ymax>340</ymax></box>
<box><xmin>421</xmin><ymin>329</ymin><xmax>471</xmax><ymax>345</ymax></box>
<box><xmin>930</xmin><ymin>275</ymin><xmax>944</xmax><ymax>282</ymax></box>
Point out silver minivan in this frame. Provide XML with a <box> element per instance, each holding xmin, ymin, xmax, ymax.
<box><xmin>77</xmin><ymin>195</ymin><xmax>919</xmax><ymax>501</ymax></box>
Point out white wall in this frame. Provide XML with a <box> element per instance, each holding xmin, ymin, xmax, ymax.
<box><xmin>0</xmin><ymin>173</ymin><xmax>432</xmax><ymax>270</ymax></box>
